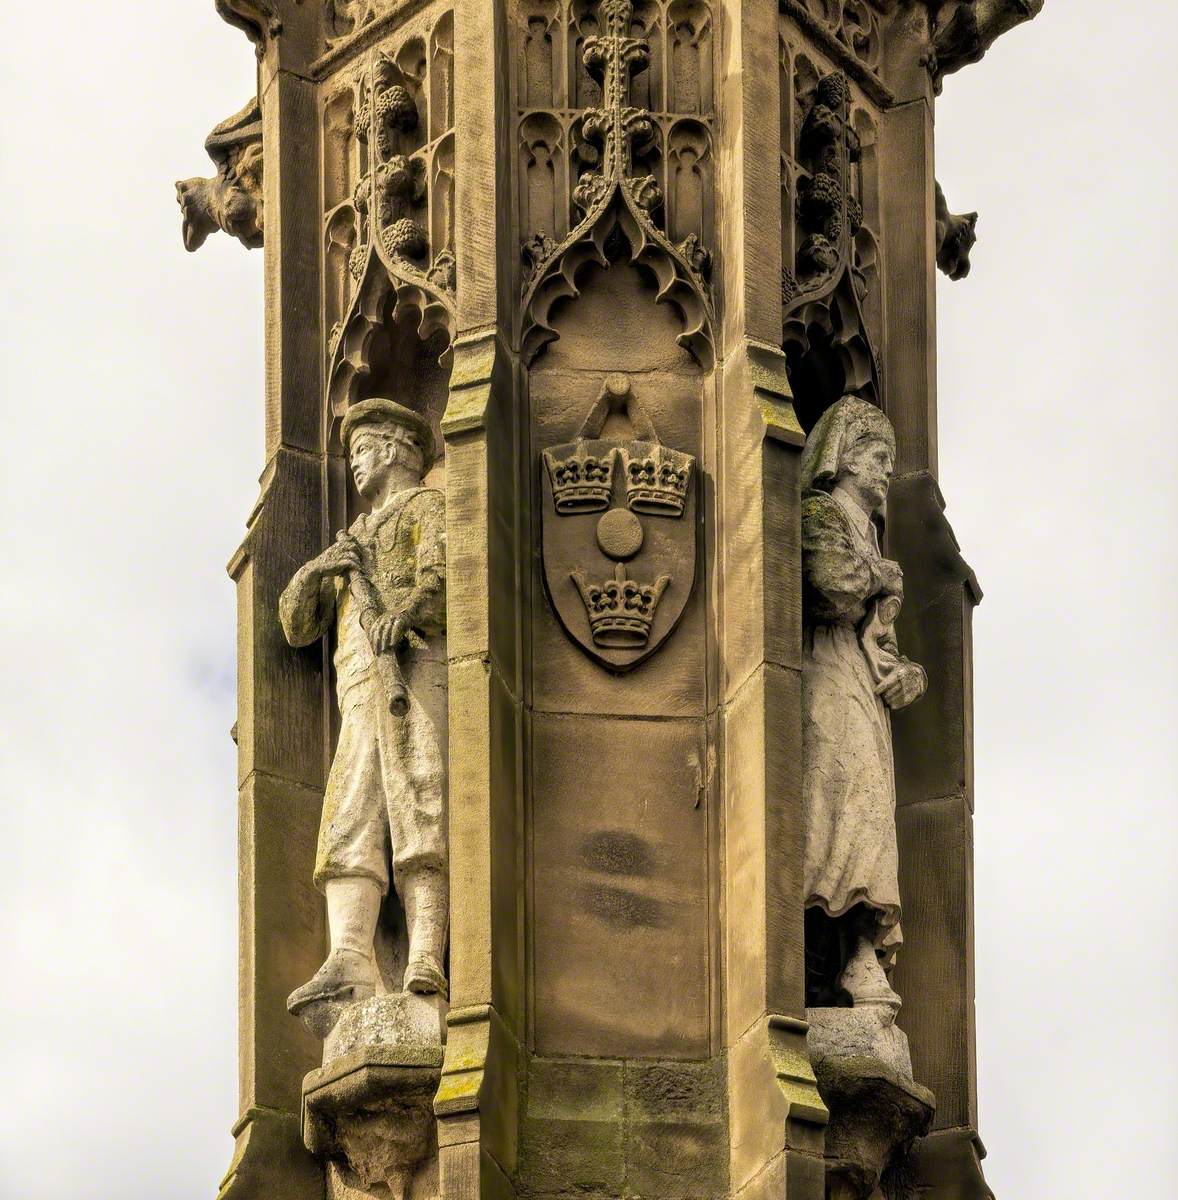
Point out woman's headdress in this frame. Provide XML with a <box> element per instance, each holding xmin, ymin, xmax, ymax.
<box><xmin>800</xmin><ymin>396</ymin><xmax>895</xmax><ymax>508</ymax></box>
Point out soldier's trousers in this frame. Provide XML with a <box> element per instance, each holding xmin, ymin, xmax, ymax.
<box><xmin>314</xmin><ymin>646</ymin><xmax>447</xmax><ymax>897</ymax></box>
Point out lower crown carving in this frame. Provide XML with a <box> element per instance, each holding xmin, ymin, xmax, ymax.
<box><xmin>572</xmin><ymin>563</ymin><xmax>670</xmax><ymax>649</ymax></box>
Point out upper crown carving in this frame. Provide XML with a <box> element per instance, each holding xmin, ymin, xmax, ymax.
<box><xmin>544</xmin><ymin>445</ymin><xmax>618</xmax><ymax>514</ymax></box>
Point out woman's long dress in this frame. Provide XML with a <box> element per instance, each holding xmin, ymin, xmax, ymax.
<box><xmin>801</xmin><ymin>487</ymin><xmax>903</xmax><ymax>963</ymax></box>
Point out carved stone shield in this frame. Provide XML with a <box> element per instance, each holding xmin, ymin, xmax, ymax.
<box><xmin>540</xmin><ymin>375</ymin><xmax>697</xmax><ymax>673</ymax></box>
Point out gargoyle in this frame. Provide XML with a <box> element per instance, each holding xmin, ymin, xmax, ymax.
<box><xmin>935</xmin><ymin>181</ymin><xmax>977</xmax><ymax>280</ymax></box>
<box><xmin>176</xmin><ymin>99</ymin><xmax>263</xmax><ymax>253</ymax></box>
<box><xmin>215</xmin><ymin>0</ymin><xmax>282</xmax><ymax>47</ymax></box>
<box><xmin>925</xmin><ymin>0</ymin><xmax>1044</xmax><ymax>89</ymax></box>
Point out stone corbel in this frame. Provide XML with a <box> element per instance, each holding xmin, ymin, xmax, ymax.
<box><xmin>440</xmin><ymin>331</ymin><xmax>505</xmax><ymax>440</ymax></box>
<box><xmin>747</xmin><ymin>340</ymin><xmax>805</xmax><ymax>450</ymax></box>
<box><xmin>301</xmin><ymin>996</ymin><xmax>446</xmax><ymax>1199</ymax></box>
<box><xmin>176</xmin><ymin>98</ymin><xmax>263</xmax><ymax>252</ymax></box>
<box><xmin>910</xmin><ymin>1127</ymin><xmax>996</xmax><ymax>1200</ymax></box>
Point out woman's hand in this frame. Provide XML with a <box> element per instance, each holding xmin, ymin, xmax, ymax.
<box><xmin>876</xmin><ymin>660</ymin><xmax>926</xmax><ymax>710</ymax></box>
<box><xmin>877</xmin><ymin>560</ymin><xmax>904</xmax><ymax>598</ymax></box>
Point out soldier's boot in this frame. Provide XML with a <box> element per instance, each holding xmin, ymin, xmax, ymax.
<box><xmin>402</xmin><ymin>868</ymin><xmax>448</xmax><ymax>998</ymax></box>
<box><xmin>287</xmin><ymin>876</ymin><xmax>381</xmax><ymax>1015</ymax></box>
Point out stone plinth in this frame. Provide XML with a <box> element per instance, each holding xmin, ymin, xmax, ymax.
<box><xmin>303</xmin><ymin>995</ymin><xmax>445</xmax><ymax>1199</ymax></box>
<box><xmin>807</xmin><ymin>1003</ymin><xmax>915</xmax><ymax>1081</ymax></box>
<box><xmin>813</xmin><ymin>1056</ymin><xmax>934</xmax><ymax>1200</ymax></box>
<box><xmin>808</xmin><ymin>1006</ymin><xmax>934</xmax><ymax>1200</ymax></box>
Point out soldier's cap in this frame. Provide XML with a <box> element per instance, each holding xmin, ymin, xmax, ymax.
<box><xmin>341</xmin><ymin>397</ymin><xmax>435</xmax><ymax>466</ymax></box>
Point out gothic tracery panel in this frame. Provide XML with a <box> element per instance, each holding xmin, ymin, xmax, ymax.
<box><xmin>320</xmin><ymin>5</ymin><xmax>458</xmax><ymax>417</ymax></box>
<box><xmin>779</xmin><ymin>16</ymin><xmax>885</xmax><ymax>419</ymax></box>
<box><xmin>667</xmin><ymin>0</ymin><xmax>711</xmax><ymax>115</ymax></box>
<box><xmin>512</xmin><ymin>0</ymin><xmax>715</xmax><ymax>303</ymax></box>
<box><xmin>520</xmin><ymin>111</ymin><xmax>569</xmax><ymax>243</ymax></box>
<box><xmin>787</xmin><ymin>0</ymin><xmax>886</xmax><ymax>78</ymax></box>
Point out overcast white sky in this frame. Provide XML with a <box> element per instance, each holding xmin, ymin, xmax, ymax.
<box><xmin>1</xmin><ymin>2</ymin><xmax>1175</xmax><ymax>1197</ymax></box>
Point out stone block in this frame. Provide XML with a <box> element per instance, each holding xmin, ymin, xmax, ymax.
<box><xmin>520</xmin><ymin>1057</ymin><xmax>625</xmax><ymax>1194</ymax></box>
<box><xmin>216</xmin><ymin>1106</ymin><xmax>322</xmax><ymax>1200</ymax></box>
<box><xmin>625</xmin><ymin>1061</ymin><xmax>727</xmax><ymax>1199</ymax></box>
<box><xmin>910</xmin><ymin>1127</ymin><xmax>994</xmax><ymax>1200</ymax></box>
<box><xmin>238</xmin><ymin>769</ymin><xmax>324</xmax><ymax>1113</ymax></box>
<box><xmin>806</xmin><ymin>1006</ymin><xmax>915</xmax><ymax>1082</ymax></box>
<box><xmin>814</xmin><ymin>1055</ymin><xmax>934</xmax><ymax>1200</ymax></box>
<box><xmin>731</xmin><ymin>1153</ymin><xmax>786</xmax><ymax>1200</ymax></box>
<box><xmin>529</xmin><ymin>360</ymin><xmax>708</xmax><ymax>720</ymax></box>
<box><xmin>323</xmin><ymin>993</ymin><xmax>446</xmax><ymax>1067</ymax></box>
<box><xmin>531</xmin><ymin>713</ymin><xmax>713</xmax><ymax>1059</ymax></box>
<box><xmin>723</xmin><ymin>664</ymin><xmax>806</xmax><ymax>1047</ymax></box>
<box><xmin>892</xmin><ymin>795</ymin><xmax>975</xmax><ymax>1130</ymax></box>
<box><xmin>727</xmin><ymin>1021</ymin><xmax>787</xmax><ymax>1193</ymax></box>
<box><xmin>889</xmin><ymin>471</ymin><xmax>979</xmax><ymax>811</ymax></box>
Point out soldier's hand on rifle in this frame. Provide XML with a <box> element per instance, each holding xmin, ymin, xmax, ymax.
<box><xmin>369</xmin><ymin>612</ymin><xmax>410</xmax><ymax>656</ymax></box>
<box><xmin>315</xmin><ymin>535</ymin><xmax>363</xmax><ymax>578</ymax></box>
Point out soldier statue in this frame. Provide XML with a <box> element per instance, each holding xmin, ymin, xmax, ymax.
<box><xmin>279</xmin><ymin>397</ymin><xmax>448</xmax><ymax>1024</ymax></box>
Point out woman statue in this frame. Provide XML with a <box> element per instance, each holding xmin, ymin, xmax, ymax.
<box><xmin>800</xmin><ymin>396</ymin><xmax>926</xmax><ymax>1010</ymax></box>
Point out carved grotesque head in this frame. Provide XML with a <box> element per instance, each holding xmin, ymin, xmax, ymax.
<box><xmin>937</xmin><ymin>210</ymin><xmax>978</xmax><ymax>280</ymax></box>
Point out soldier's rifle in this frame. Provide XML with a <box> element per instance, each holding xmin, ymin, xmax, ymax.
<box><xmin>336</xmin><ymin>531</ymin><xmax>420</xmax><ymax>718</ymax></box>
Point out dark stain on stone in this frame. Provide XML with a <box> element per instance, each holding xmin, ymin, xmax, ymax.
<box><xmin>582</xmin><ymin>883</ymin><xmax>665</xmax><ymax>930</ymax></box>
<box><xmin>581</xmin><ymin>829</ymin><xmax>655</xmax><ymax>877</ymax></box>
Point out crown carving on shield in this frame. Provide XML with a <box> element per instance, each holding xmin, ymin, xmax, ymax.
<box><xmin>543</xmin><ymin>444</ymin><xmax>617</xmax><ymax>513</ymax></box>
<box><xmin>572</xmin><ymin>563</ymin><xmax>671</xmax><ymax>649</ymax></box>
<box><xmin>622</xmin><ymin>444</ymin><xmax>692</xmax><ymax>516</ymax></box>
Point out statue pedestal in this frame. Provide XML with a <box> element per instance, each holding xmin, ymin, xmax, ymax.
<box><xmin>302</xmin><ymin>994</ymin><xmax>446</xmax><ymax>1200</ymax></box>
<box><xmin>808</xmin><ymin>1006</ymin><xmax>935</xmax><ymax>1199</ymax></box>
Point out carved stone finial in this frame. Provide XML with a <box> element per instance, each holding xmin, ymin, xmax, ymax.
<box><xmin>176</xmin><ymin>98</ymin><xmax>263</xmax><ymax>252</ymax></box>
<box><xmin>783</xmin><ymin>70</ymin><xmax>881</xmax><ymax>416</ymax></box>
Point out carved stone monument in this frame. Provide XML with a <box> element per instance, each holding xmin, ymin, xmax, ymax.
<box><xmin>178</xmin><ymin>2</ymin><xmax>1041</xmax><ymax>1198</ymax></box>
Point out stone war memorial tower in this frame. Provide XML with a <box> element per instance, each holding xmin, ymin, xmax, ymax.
<box><xmin>177</xmin><ymin>2</ymin><xmax>1040</xmax><ymax>1198</ymax></box>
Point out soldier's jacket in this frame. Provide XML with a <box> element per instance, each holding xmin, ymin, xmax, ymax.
<box><xmin>280</xmin><ymin>486</ymin><xmax>447</xmax><ymax>704</ymax></box>
<box><xmin>346</xmin><ymin>486</ymin><xmax>446</xmax><ymax>634</ymax></box>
